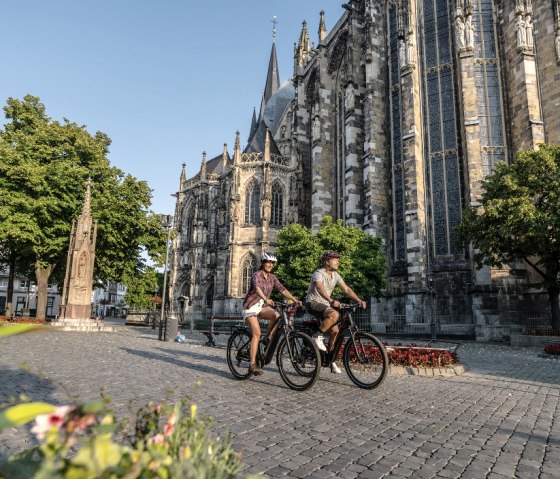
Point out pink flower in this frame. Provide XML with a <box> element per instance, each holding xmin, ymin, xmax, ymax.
<box><xmin>31</xmin><ymin>406</ymin><xmax>74</xmax><ymax>440</ymax></box>
<box><xmin>149</xmin><ymin>433</ymin><xmax>165</xmax><ymax>445</ymax></box>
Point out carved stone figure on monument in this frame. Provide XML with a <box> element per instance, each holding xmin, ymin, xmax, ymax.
<box><xmin>516</xmin><ymin>15</ymin><xmax>526</xmax><ymax>48</ymax></box>
<box><xmin>78</xmin><ymin>253</ymin><xmax>87</xmax><ymax>278</ymax></box>
<box><xmin>455</xmin><ymin>14</ymin><xmax>465</xmax><ymax>50</ymax></box>
<box><xmin>556</xmin><ymin>33</ymin><xmax>560</xmax><ymax>62</ymax></box>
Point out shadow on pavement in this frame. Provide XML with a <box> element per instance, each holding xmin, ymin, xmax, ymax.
<box><xmin>120</xmin><ymin>347</ymin><xmax>232</xmax><ymax>380</ymax></box>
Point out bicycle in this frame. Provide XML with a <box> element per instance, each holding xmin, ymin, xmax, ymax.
<box><xmin>304</xmin><ymin>302</ymin><xmax>389</xmax><ymax>389</ymax></box>
<box><xmin>226</xmin><ymin>302</ymin><xmax>322</xmax><ymax>391</ymax></box>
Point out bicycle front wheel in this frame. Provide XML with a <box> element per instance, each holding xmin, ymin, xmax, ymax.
<box><xmin>226</xmin><ymin>329</ymin><xmax>253</xmax><ymax>380</ymax></box>
<box><xmin>343</xmin><ymin>332</ymin><xmax>388</xmax><ymax>389</ymax></box>
<box><xmin>276</xmin><ymin>332</ymin><xmax>321</xmax><ymax>391</ymax></box>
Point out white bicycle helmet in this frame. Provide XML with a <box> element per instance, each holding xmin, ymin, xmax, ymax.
<box><xmin>261</xmin><ymin>252</ymin><xmax>278</xmax><ymax>262</ymax></box>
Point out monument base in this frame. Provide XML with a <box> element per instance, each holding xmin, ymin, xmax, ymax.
<box><xmin>50</xmin><ymin>318</ymin><xmax>115</xmax><ymax>332</ymax></box>
<box><xmin>62</xmin><ymin>304</ymin><xmax>92</xmax><ymax>320</ymax></box>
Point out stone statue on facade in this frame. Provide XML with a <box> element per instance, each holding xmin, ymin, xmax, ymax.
<box><xmin>525</xmin><ymin>12</ymin><xmax>534</xmax><ymax>49</ymax></box>
<box><xmin>344</xmin><ymin>83</ymin><xmax>354</xmax><ymax>110</ymax></box>
<box><xmin>399</xmin><ymin>39</ymin><xmax>406</xmax><ymax>67</ymax></box>
<box><xmin>407</xmin><ymin>31</ymin><xmax>416</xmax><ymax>66</ymax></box>
<box><xmin>455</xmin><ymin>13</ymin><xmax>465</xmax><ymax>50</ymax></box>
<box><xmin>465</xmin><ymin>13</ymin><xmax>474</xmax><ymax>50</ymax></box>
<box><xmin>556</xmin><ymin>32</ymin><xmax>560</xmax><ymax>63</ymax></box>
<box><xmin>516</xmin><ymin>14</ymin><xmax>527</xmax><ymax>48</ymax></box>
<box><xmin>312</xmin><ymin>116</ymin><xmax>320</xmax><ymax>139</ymax></box>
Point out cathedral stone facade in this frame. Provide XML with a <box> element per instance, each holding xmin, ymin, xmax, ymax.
<box><xmin>171</xmin><ymin>0</ymin><xmax>560</xmax><ymax>338</ymax></box>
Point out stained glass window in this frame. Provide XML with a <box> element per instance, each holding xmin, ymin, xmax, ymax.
<box><xmin>271</xmin><ymin>183</ymin><xmax>283</xmax><ymax>227</ymax></box>
<box><xmin>244</xmin><ymin>181</ymin><xmax>260</xmax><ymax>225</ymax></box>
<box><xmin>241</xmin><ymin>255</ymin><xmax>256</xmax><ymax>295</ymax></box>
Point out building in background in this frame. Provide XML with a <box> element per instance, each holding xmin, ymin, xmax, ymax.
<box><xmin>172</xmin><ymin>1</ymin><xmax>560</xmax><ymax>338</ymax></box>
<box><xmin>0</xmin><ymin>270</ymin><xmax>61</xmax><ymax>318</ymax></box>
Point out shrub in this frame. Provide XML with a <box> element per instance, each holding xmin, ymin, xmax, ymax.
<box><xmin>0</xmin><ymin>398</ymin><xmax>243</xmax><ymax>479</ymax></box>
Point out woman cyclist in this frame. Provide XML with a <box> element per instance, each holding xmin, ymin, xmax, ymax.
<box><xmin>242</xmin><ymin>252</ymin><xmax>301</xmax><ymax>376</ymax></box>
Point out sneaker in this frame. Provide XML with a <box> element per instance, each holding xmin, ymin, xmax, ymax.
<box><xmin>330</xmin><ymin>362</ymin><xmax>342</xmax><ymax>374</ymax></box>
<box><xmin>249</xmin><ymin>364</ymin><xmax>263</xmax><ymax>376</ymax></box>
<box><xmin>312</xmin><ymin>333</ymin><xmax>327</xmax><ymax>352</ymax></box>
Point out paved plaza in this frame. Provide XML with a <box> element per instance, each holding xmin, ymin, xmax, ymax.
<box><xmin>1</xmin><ymin>322</ymin><xmax>559</xmax><ymax>478</ymax></box>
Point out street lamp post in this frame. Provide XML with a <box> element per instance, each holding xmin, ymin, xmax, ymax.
<box><xmin>158</xmin><ymin>215</ymin><xmax>174</xmax><ymax>340</ymax></box>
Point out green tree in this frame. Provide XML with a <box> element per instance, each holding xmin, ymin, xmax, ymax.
<box><xmin>0</xmin><ymin>95</ymin><xmax>166</xmax><ymax>318</ymax></box>
<box><xmin>275</xmin><ymin>216</ymin><xmax>387</xmax><ymax>300</ymax></box>
<box><xmin>124</xmin><ymin>267</ymin><xmax>161</xmax><ymax>310</ymax></box>
<box><xmin>456</xmin><ymin>144</ymin><xmax>560</xmax><ymax>329</ymax></box>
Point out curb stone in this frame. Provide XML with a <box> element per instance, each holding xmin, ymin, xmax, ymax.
<box><xmin>389</xmin><ymin>364</ymin><xmax>464</xmax><ymax>376</ymax></box>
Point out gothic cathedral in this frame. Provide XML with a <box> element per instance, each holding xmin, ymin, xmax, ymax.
<box><xmin>171</xmin><ymin>1</ymin><xmax>560</xmax><ymax>339</ymax></box>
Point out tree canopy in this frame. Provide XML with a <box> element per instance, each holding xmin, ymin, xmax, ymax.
<box><xmin>455</xmin><ymin>143</ymin><xmax>560</xmax><ymax>329</ymax></box>
<box><xmin>274</xmin><ymin>216</ymin><xmax>387</xmax><ymax>301</ymax></box>
<box><xmin>0</xmin><ymin>95</ymin><xmax>166</xmax><ymax>318</ymax></box>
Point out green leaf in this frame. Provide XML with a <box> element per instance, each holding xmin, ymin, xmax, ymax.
<box><xmin>0</xmin><ymin>403</ymin><xmax>56</xmax><ymax>430</ymax></box>
<box><xmin>0</xmin><ymin>324</ymin><xmax>42</xmax><ymax>337</ymax></box>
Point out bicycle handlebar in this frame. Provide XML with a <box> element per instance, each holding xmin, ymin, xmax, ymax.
<box><xmin>337</xmin><ymin>302</ymin><xmax>361</xmax><ymax>310</ymax></box>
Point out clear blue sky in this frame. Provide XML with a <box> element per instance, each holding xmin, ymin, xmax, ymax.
<box><xmin>0</xmin><ymin>1</ymin><xmax>343</xmax><ymax>216</ymax></box>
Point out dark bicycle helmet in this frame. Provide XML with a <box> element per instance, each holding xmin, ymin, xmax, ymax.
<box><xmin>321</xmin><ymin>251</ymin><xmax>341</xmax><ymax>263</ymax></box>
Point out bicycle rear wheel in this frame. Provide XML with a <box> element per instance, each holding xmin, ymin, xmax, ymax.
<box><xmin>276</xmin><ymin>332</ymin><xmax>321</xmax><ymax>391</ymax></box>
<box><xmin>226</xmin><ymin>329</ymin><xmax>252</xmax><ymax>379</ymax></box>
<box><xmin>343</xmin><ymin>332</ymin><xmax>388</xmax><ymax>389</ymax></box>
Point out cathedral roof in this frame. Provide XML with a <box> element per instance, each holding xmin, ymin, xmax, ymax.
<box><xmin>206</xmin><ymin>152</ymin><xmax>230</xmax><ymax>175</ymax></box>
<box><xmin>244</xmin><ymin>120</ymin><xmax>281</xmax><ymax>155</ymax></box>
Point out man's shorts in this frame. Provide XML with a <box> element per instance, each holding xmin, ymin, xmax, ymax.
<box><xmin>242</xmin><ymin>299</ymin><xmax>265</xmax><ymax>319</ymax></box>
<box><xmin>305</xmin><ymin>300</ymin><xmax>331</xmax><ymax>321</ymax></box>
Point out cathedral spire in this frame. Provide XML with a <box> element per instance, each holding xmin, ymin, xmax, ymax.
<box><xmin>249</xmin><ymin>107</ymin><xmax>258</xmax><ymax>142</ymax></box>
<box><xmin>259</xmin><ymin>40</ymin><xmax>281</xmax><ymax>120</ymax></box>
<box><xmin>81</xmin><ymin>178</ymin><xmax>92</xmax><ymax>221</ymax></box>
<box><xmin>222</xmin><ymin>143</ymin><xmax>229</xmax><ymax>170</ymax></box>
<box><xmin>319</xmin><ymin>10</ymin><xmax>327</xmax><ymax>44</ymax></box>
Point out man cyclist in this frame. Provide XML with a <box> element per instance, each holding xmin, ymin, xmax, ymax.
<box><xmin>305</xmin><ymin>251</ymin><xmax>367</xmax><ymax>373</ymax></box>
<box><xmin>242</xmin><ymin>252</ymin><xmax>302</xmax><ymax>376</ymax></box>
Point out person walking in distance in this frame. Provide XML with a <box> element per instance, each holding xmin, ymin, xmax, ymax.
<box><xmin>305</xmin><ymin>251</ymin><xmax>367</xmax><ymax>373</ymax></box>
<box><xmin>242</xmin><ymin>253</ymin><xmax>301</xmax><ymax>376</ymax></box>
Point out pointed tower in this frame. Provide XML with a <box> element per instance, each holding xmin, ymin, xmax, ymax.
<box><xmin>200</xmin><ymin>151</ymin><xmax>207</xmax><ymax>180</ymax></box>
<box><xmin>318</xmin><ymin>10</ymin><xmax>327</xmax><ymax>44</ymax></box>
<box><xmin>248</xmin><ymin>107</ymin><xmax>258</xmax><ymax>142</ymax></box>
<box><xmin>179</xmin><ymin>162</ymin><xmax>187</xmax><ymax>190</ymax></box>
<box><xmin>60</xmin><ymin>179</ymin><xmax>97</xmax><ymax>321</ymax></box>
<box><xmin>259</xmin><ymin>42</ymin><xmax>281</xmax><ymax>120</ymax></box>
<box><xmin>295</xmin><ymin>20</ymin><xmax>312</xmax><ymax>70</ymax></box>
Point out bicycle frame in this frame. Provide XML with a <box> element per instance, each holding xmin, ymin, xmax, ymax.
<box><xmin>316</xmin><ymin>307</ymin><xmax>360</xmax><ymax>367</ymax></box>
<box><xmin>258</xmin><ymin>305</ymin><xmax>298</xmax><ymax>367</ymax></box>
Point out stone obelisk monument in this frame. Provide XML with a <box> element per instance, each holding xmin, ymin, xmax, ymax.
<box><xmin>56</xmin><ymin>179</ymin><xmax>109</xmax><ymax>330</ymax></box>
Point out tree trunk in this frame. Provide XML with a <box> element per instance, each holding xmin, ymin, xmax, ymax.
<box><xmin>5</xmin><ymin>255</ymin><xmax>16</xmax><ymax>317</ymax></box>
<box><xmin>35</xmin><ymin>263</ymin><xmax>55</xmax><ymax>320</ymax></box>
<box><xmin>548</xmin><ymin>286</ymin><xmax>560</xmax><ymax>330</ymax></box>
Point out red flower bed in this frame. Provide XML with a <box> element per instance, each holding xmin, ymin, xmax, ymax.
<box><xmin>544</xmin><ymin>343</ymin><xmax>560</xmax><ymax>355</ymax></box>
<box><xmin>523</xmin><ymin>329</ymin><xmax>560</xmax><ymax>336</ymax></box>
<box><xmin>339</xmin><ymin>341</ymin><xmax>459</xmax><ymax>368</ymax></box>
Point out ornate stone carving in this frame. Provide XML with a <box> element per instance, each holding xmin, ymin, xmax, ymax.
<box><xmin>455</xmin><ymin>14</ymin><xmax>465</xmax><ymax>50</ymax></box>
<box><xmin>312</xmin><ymin>116</ymin><xmax>321</xmax><ymax>139</ymax></box>
<box><xmin>344</xmin><ymin>83</ymin><xmax>354</xmax><ymax>110</ymax></box>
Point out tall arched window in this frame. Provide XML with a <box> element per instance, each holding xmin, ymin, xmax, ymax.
<box><xmin>184</xmin><ymin>204</ymin><xmax>195</xmax><ymax>246</ymax></box>
<box><xmin>271</xmin><ymin>183</ymin><xmax>284</xmax><ymax>227</ymax></box>
<box><xmin>388</xmin><ymin>3</ymin><xmax>406</xmax><ymax>266</ymax></box>
<box><xmin>420</xmin><ymin>0</ymin><xmax>462</xmax><ymax>257</ymax></box>
<box><xmin>471</xmin><ymin>0</ymin><xmax>506</xmax><ymax>174</ymax></box>
<box><xmin>244</xmin><ymin>181</ymin><xmax>260</xmax><ymax>225</ymax></box>
<box><xmin>241</xmin><ymin>254</ymin><xmax>257</xmax><ymax>295</ymax></box>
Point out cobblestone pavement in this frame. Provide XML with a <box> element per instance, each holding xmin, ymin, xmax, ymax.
<box><xmin>1</xmin><ymin>323</ymin><xmax>559</xmax><ymax>478</ymax></box>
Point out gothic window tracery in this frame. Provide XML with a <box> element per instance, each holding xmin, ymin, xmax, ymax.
<box><xmin>271</xmin><ymin>182</ymin><xmax>284</xmax><ymax>227</ymax></box>
<box><xmin>183</xmin><ymin>204</ymin><xmax>195</xmax><ymax>246</ymax></box>
<box><xmin>244</xmin><ymin>180</ymin><xmax>261</xmax><ymax>225</ymax></box>
<box><xmin>388</xmin><ymin>2</ymin><xmax>406</xmax><ymax>265</ymax></box>
<box><xmin>420</xmin><ymin>0</ymin><xmax>462</xmax><ymax>257</ymax></box>
<box><xmin>241</xmin><ymin>254</ymin><xmax>257</xmax><ymax>295</ymax></box>
<box><xmin>471</xmin><ymin>0</ymin><xmax>506</xmax><ymax>173</ymax></box>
